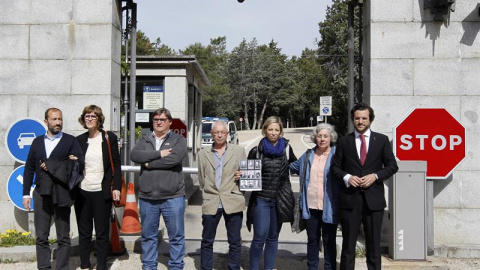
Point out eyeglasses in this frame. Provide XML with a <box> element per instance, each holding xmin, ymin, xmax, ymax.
<box><xmin>153</xmin><ymin>118</ymin><xmax>169</xmax><ymax>123</ymax></box>
<box><xmin>84</xmin><ymin>114</ymin><xmax>98</xmax><ymax>120</ymax></box>
<box><xmin>212</xmin><ymin>131</ymin><xmax>228</xmax><ymax>135</ymax></box>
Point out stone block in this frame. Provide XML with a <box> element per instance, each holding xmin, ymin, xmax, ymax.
<box><xmin>433</xmin><ymin>172</ymin><xmax>462</xmax><ymax>208</ymax></box>
<box><xmin>0</xmin><ymin>0</ymin><xmax>73</xmax><ymax>24</ymax></box>
<box><xmin>411</xmin><ymin>96</ymin><xmax>462</xmax><ymax>114</ymax></box>
<box><xmin>29</xmin><ymin>0</ymin><xmax>73</xmax><ymax>24</ymax></box>
<box><xmin>72</xmin><ymin>25</ymin><xmax>114</xmax><ymax>60</ymax></box>
<box><xmin>111</xmin><ymin>61</ymin><xmax>122</xmax><ymax>97</ymax></box>
<box><xmin>73</xmin><ymin>0</ymin><xmax>114</xmax><ymax>24</ymax></box>
<box><xmin>0</xmin><ymin>60</ymin><xmax>71</xmax><ymax>95</ymax></box>
<box><xmin>435</xmin><ymin>208</ymin><xmax>480</xmax><ymax>246</ymax></box>
<box><xmin>25</xmin><ymin>61</ymin><xmax>72</xmax><ymax>95</ymax></box>
<box><xmin>461</xmin><ymin>96</ymin><xmax>480</xmax><ymax>134</ymax></box>
<box><xmin>370</xmin><ymin>22</ymin><xmax>462</xmax><ymax>59</ymax></box>
<box><xmin>165</xmin><ymin>77</ymin><xmax>188</xmax><ymax>120</ymax></box>
<box><xmin>72</xmin><ymin>60</ymin><xmax>113</xmax><ymax>95</ymax></box>
<box><xmin>27</xmin><ymin>95</ymin><xmax>113</xmax><ymax>135</ymax></box>
<box><xmin>0</xmin><ymin>164</ymin><xmax>15</xmax><ymax>202</ymax></box>
<box><xmin>0</xmin><ymin>96</ymin><xmax>29</xmax><ymax>131</ymax></box>
<box><xmin>457</xmin><ymin>133</ymin><xmax>479</xmax><ymax>172</ymax></box>
<box><xmin>0</xmin><ymin>60</ymin><xmax>29</xmax><ymax>94</ymax></box>
<box><xmin>0</xmin><ymin>25</ymin><xmax>29</xmax><ymax>59</ymax></box>
<box><xmin>462</xmin><ymin>58</ymin><xmax>480</xmax><ymax>95</ymax></box>
<box><xmin>459</xmin><ymin>22</ymin><xmax>480</xmax><ymax>54</ymax></box>
<box><xmin>459</xmin><ymin>171</ymin><xmax>480</xmax><ymax>208</ymax></box>
<box><xmin>30</xmin><ymin>24</ymin><xmax>70</xmax><ymax>60</ymax></box>
<box><xmin>0</xmin><ymin>202</ymin><xmax>19</xmax><ymax>231</ymax></box>
<box><xmin>413</xmin><ymin>59</ymin><xmax>464</xmax><ymax>95</ymax></box>
<box><xmin>0</xmin><ymin>0</ymin><xmax>29</xmax><ymax>24</ymax></box>
<box><xmin>370</xmin><ymin>95</ymin><xmax>415</xmax><ymax>135</ymax></box>
<box><xmin>371</xmin><ymin>0</ymin><xmax>414</xmax><ymax>22</ymax></box>
<box><xmin>370</xmin><ymin>59</ymin><xmax>414</xmax><ymax>96</ymax></box>
<box><xmin>111</xmin><ymin>25</ymin><xmax>122</xmax><ymax>64</ymax></box>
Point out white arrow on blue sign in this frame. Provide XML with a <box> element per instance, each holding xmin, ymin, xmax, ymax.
<box><xmin>5</xmin><ymin>118</ymin><xmax>46</xmax><ymax>163</ymax></box>
<box><xmin>7</xmin><ymin>165</ymin><xmax>35</xmax><ymax>211</ymax></box>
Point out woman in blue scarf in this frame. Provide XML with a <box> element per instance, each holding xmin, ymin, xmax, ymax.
<box><xmin>246</xmin><ymin>116</ymin><xmax>297</xmax><ymax>270</ymax></box>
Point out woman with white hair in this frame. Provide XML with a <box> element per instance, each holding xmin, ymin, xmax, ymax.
<box><xmin>290</xmin><ymin>123</ymin><xmax>340</xmax><ymax>270</ymax></box>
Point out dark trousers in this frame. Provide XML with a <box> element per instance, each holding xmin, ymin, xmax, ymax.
<box><xmin>201</xmin><ymin>208</ymin><xmax>243</xmax><ymax>270</ymax></box>
<box><xmin>340</xmin><ymin>193</ymin><xmax>384</xmax><ymax>270</ymax></box>
<box><xmin>74</xmin><ymin>189</ymin><xmax>112</xmax><ymax>270</ymax></box>
<box><xmin>305</xmin><ymin>209</ymin><xmax>338</xmax><ymax>270</ymax></box>
<box><xmin>33</xmin><ymin>190</ymin><xmax>71</xmax><ymax>270</ymax></box>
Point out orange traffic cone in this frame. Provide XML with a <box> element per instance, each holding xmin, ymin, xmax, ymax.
<box><xmin>110</xmin><ymin>208</ymin><xmax>126</xmax><ymax>255</ymax></box>
<box><xmin>120</xmin><ymin>182</ymin><xmax>142</xmax><ymax>234</ymax></box>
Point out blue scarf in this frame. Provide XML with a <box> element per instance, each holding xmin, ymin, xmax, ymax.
<box><xmin>262</xmin><ymin>137</ymin><xmax>286</xmax><ymax>158</ymax></box>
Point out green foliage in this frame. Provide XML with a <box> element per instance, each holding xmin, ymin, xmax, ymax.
<box><xmin>124</xmin><ymin>2</ymin><xmax>360</xmax><ymax>133</ymax></box>
<box><xmin>0</xmin><ymin>229</ymin><xmax>35</xmax><ymax>247</ymax></box>
<box><xmin>317</xmin><ymin>0</ymin><xmax>362</xmax><ymax>135</ymax></box>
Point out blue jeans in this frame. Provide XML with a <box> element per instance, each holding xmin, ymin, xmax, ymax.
<box><xmin>249</xmin><ymin>197</ymin><xmax>282</xmax><ymax>270</ymax></box>
<box><xmin>139</xmin><ymin>196</ymin><xmax>185</xmax><ymax>270</ymax></box>
<box><xmin>201</xmin><ymin>208</ymin><xmax>243</xmax><ymax>270</ymax></box>
<box><xmin>305</xmin><ymin>209</ymin><xmax>338</xmax><ymax>270</ymax></box>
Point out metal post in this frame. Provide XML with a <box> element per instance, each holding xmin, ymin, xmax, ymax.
<box><xmin>122</xmin><ymin>4</ymin><xmax>130</xmax><ymax>167</ymax></box>
<box><xmin>426</xmin><ymin>180</ymin><xmax>435</xmax><ymax>255</ymax></box>
<box><xmin>347</xmin><ymin>1</ymin><xmax>355</xmax><ymax>133</ymax></box>
<box><xmin>28</xmin><ymin>212</ymin><xmax>35</xmax><ymax>236</ymax></box>
<box><xmin>128</xmin><ymin>1</ymin><xmax>137</xmax><ymax>184</ymax></box>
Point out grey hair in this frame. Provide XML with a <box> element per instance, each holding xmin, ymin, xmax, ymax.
<box><xmin>310</xmin><ymin>123</ymin><xmax>338</xmax><ymax>145</ymax></box>
<box><xmin>211</xmin><ymin>120</ymin><xmax>228</xmax><ymax>131</ymax></box>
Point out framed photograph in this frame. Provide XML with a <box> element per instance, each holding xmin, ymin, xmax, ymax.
<box><xmin>239</xmin><ymin>159</ymin><xmax>262</xmax><ymax>191</ymax></box>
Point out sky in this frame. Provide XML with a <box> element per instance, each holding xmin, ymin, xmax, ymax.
<box><xmin>134</xmin><ymin>0</ymin><xmax>332</xmax><ymax>57</ymax></box>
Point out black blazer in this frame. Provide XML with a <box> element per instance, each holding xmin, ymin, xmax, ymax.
<box><xmin>331</xmin><ymin>131</ymin><xmax>398</xmax><ymax>211</ymax></box>
<box><xmin>77</xmin><ymin>130</ymin><xmax>122</xmax><ymax>200</ymax></box>
<box><xmin>23</xmin><ymin>133</ymin><xmax>85</xmax><ymax>204</ymax></box>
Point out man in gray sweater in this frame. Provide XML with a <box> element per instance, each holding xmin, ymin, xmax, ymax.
<box><xmin>130</xmin><ymin>108</ymin><xmax>187</xmax><ymax>270</ymax></box>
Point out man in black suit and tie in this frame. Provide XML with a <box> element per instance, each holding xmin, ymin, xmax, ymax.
<box><xmin>22</xmin><ymin>108</ymin><xmax>84</xmax><ymax>270</ymax></box>
<box><xmin>332</xmin><ymin>103</ymin><xmax>398</xmax><ymax>270</ymax></box>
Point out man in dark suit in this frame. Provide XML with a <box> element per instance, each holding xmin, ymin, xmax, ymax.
<box><xmin>332</xmin><ymin>103</ymin><xmax>398</xmax><ymax>270</ymax></box>
<box><xmin>23</xmin><ymin>108</ymin><xmax>84</xmax><ymax>270</ymax></box>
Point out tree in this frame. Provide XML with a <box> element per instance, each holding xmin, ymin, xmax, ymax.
<box><xmin>182</xmin><ymin>37</ymin><xmax>235</xmax><ymax>119</ymax></box>
<box><xmin>317</xmin><ymin>0</ymin><xmax>362</xmax><ymax>135</ymax></box>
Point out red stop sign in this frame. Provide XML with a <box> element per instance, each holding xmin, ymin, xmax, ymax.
<box><xmin>394</xmin><ymin>108</ymin><xmax>466</xmax><ymax>179</ymax></box>
<box><xmin>170</xmin><ymin>118</ymin><xmax>187</xmax><ymax>138</ymax></box>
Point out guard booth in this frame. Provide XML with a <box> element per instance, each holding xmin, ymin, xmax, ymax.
<box><xmin>387</xmin><ymin>160</ymin><xmax>428</xmax><ymax>260</ymax></box>
<box><xmin>123</xmin><ymin>55</ymin><xmax>210</xmax><ymax>197</ymax></box>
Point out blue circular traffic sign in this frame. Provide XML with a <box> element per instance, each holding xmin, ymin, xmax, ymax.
<box><xmin>322</xmin><ymin>107</ymin><xmax>330</xmax><ymax>114</ymax></box>
<box><xmin>5</xmin><ymin>118</ymin><xmax>46</xmax><ymax>163</ymax></box>
<box><xmin>7</xmin><ymin>165</ymin><xmax>35</xmax><ymax>211</ymax></box>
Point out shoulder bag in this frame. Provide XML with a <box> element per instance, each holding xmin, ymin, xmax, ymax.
<box><xmin>105</xmin><ymin>131</ymin><xmax>127</xmax><ymax>207</ymax></box>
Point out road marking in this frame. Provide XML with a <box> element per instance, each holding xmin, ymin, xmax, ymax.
<box><xmin>301</xmin><ymin>134</ymin><xmax>315</xmax><ymax>149</ymax></box>
<box><xmin>240</xmin><ymin>136</ymin><xmax>262</xmax><ymax>149</ymax></box>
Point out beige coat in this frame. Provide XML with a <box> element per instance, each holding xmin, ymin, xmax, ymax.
<box><xmin>198</xmin><ymin>144</ymin><xmax>247</xmax><ymax>215</ymax></box>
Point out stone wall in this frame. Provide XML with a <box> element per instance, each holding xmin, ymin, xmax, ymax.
<box><xmin>366</xmin><ymin>0</ymin><xmax>480</xmax><ymax>256</ymax></box>
<box><xmin>0</xmin><ymin>0</ymin><xmax>122</xmax><ymax>235</ymax></box>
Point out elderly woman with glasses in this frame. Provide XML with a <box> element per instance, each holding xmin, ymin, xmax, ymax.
<box><xmin>75</xmin><ymin>105</ymin><xmax>122</xmax><ymax>270</ymax></box>
<box><xmin>290</xmin><ymin>123</ymin><xmax>340</xmax><ymax>270</ymax></box>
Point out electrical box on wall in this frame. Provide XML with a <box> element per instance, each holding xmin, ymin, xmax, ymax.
<box><xmin>424</xmin><ymin>0</ymin><xmax>456</xmax><ymax>21</ymax></box>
